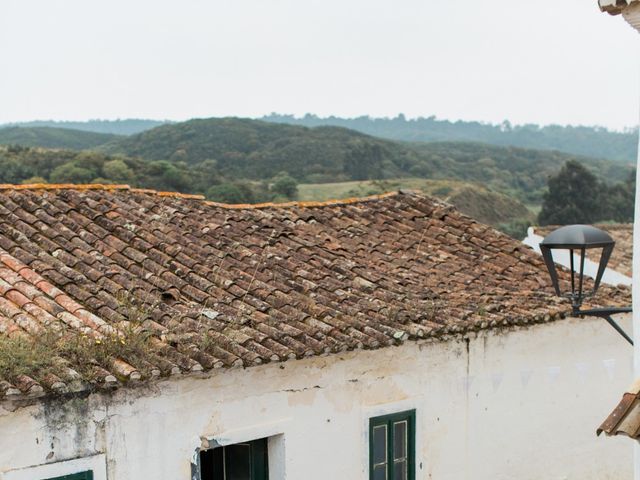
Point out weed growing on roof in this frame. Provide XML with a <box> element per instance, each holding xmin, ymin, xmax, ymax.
<box><xmin>115</xmin><ymin>290</ymin><xmax>161</xmax><ymax>325</ymax></box>
<box><xmin>59</xmin><ymin>325</ymin><xmax>154</xmax><ymax>379</ymax></box>
<box><xmin>0</xmin><ymin>323</ymin><xmax>156</xmax><ymax>384</ymax></box>
<box><xmin>0</xmin><ymin>332</ymin><xmax>60</xmax><ymax>382</ymax></box>
<box><xmin>196</xmin><ymin>331</ymin><xmax>217</xmax><ymax>353</ymax></box>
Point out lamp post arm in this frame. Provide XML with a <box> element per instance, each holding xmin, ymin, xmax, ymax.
<box><xmin>576</xmin><ymin>307</ymin><xmax>634</xmax><ymax>346</ymax></box>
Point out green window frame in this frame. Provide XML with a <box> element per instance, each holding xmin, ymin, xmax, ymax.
<box><xmin>200</xmin><ymin>438</ymin><xmax>269</xmax><ymax>480</ymax></box>
<box><xmin>44</xmin><ymin>472</ymin><xmax>93</xmax><ymax>480</ymax></box>
<box><xmin>369</xmin><ymin>410</ymin><xmax>415</xmax><ymax>480</ymax></box>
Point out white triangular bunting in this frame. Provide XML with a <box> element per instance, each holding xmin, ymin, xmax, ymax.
<box><xmin>461</xmin><ymin>376</ymin><xmax>475</xmax><ymax>394</ymax></box>
<box><xmin>520</xmin><ymin>370</ymin><xmax>533</xmax><ymax>388</ymax></box>
<box><xmin>491</xmin><ymin>373</ymin><xmax>504</xmax><ymax>393</ymax></box>
<box><xmin>575</xmin><ymin>362</ymin><xmax>589</xmax><ymax>383</ymax></box>
<box><xmin>603</xmin><ymin>359</ymin><xmax>616</xmax><ymax>381</ymax></box>
<box><xmin>547</xmin><ymin>366</ymin><xmax>561</xmax><ymax>384</ymax></box>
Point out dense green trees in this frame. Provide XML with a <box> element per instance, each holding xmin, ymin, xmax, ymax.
<box><xmin>206</xmin><ymin>174</ymin><xmax>299</xmax><ymax>204</ymax></box>
<box><xmin>538</xmin><ymin>161</ymin><xmax>601</xmax><ymax>225</ymax></box>
<box><xmin>102</xmin><ymin>159</ymin><xmax>134</xmax><ymax>182</ymax></box>
<box><xmin>538</xmin><ymin>161</ymin><xmax>635</xmax><ymax>225</ymax></box>
<box><xmin>49</xmin><ymin>163</ymin><xmax>95</xmax><ymax>183</ymax></box>
<box><xmin>0</xmin><ymin>145</ymin><xmax>301</xmax><ymax>205</ymax></box>
<box><xmin>271</xmin><ymin>173</ymin><xmax>298</xmax><ymax>199</ymax></box>
<box><xmin>207</xmin><ymin>182</ymin><xmax>257</xmax><ymax>204</ymax></box>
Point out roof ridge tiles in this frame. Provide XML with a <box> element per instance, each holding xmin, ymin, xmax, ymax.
<box><xmin>0</xmin><ymin>183</ymin><xmax>132</xmax><ymax>191</ymax></box>
<box><xmin>0</xmin><ymin>183</ymin><xmax>408</xmax><ymax>209</ymax></box>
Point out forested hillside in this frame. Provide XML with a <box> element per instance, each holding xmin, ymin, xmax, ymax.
<box><xmin>0</xmin><ymin>127</ymin><xmax>120</xmax><ymax>150</ymax></box>
<box><xmin>0</xmin><ymin>146</ymin><xmax>221</xmax><ymax>195</ymax></box>
<box><xmin>6</xmin><ymin>115</ymin><xmax>636</xmax><ymax>164</ymax></box>
<box><xmin>406</xmin><ymin>142</ymin><xmax>631</xmax><ymax>204</ymax></box>
<box><xmin>2</xmin><ymin>113</ymin><xmax>634</xmax><ymax>238</ymax></box>
<box><xmin>99</xmin><ymin>117</ymin><xmax>405</xmax><ymax>183</ymax></box>
<box><xmin>263</xmin><ymin>114</ymin><xmax>638</xmax><ymax>164</ymax></box>
<box><xmin>99</xmin><ymin>117</ymin><xmax>632</xmax><ymax>205</ymax></box>
<box><xmin>0</xmin><ymin>119</ymin><xmax>166</xmax><ymax>136</ymax></box>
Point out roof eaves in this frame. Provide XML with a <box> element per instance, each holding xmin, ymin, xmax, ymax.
<box><xmin>598</xmin><ymin>379</ymin><xmax>640</xmax><ymax>438</ymax></box>
<box><xmin>599</xmin><ymin>0</ymin><xmax>640</xmax><ymax>15</ymax></box>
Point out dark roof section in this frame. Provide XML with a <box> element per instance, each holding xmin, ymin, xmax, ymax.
<box><xmin>0</xmin><ymin>184</ymin><xmax>629</xmax><ymax>400</ymax></box>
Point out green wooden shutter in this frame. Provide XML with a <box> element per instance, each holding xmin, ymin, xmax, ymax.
<box><xmin>200</xmin><ymin>438</ymin><xmax>269</xmax><ymax>480</ymax></box>
<box><xmin>369</xmin><ymin>410</ymin><xmax>416</xmax><ymax>480</ymax></box>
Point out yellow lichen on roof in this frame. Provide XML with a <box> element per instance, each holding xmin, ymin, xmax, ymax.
<box><xmin>0</xmin><ymin>183</ymin><xmax>399</xmax><ymax>210</ymax></box>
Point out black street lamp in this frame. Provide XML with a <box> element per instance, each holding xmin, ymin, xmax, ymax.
<box><xmin>540</xmin><ymin>224</ymin><xmax>633</xmax><ymax>345</ymax></box>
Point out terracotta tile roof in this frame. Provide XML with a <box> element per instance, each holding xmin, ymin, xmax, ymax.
<box><xmin>599</xmin><ymin>0</ymin><xmax>640</xmax><ymax>15</ymax></box>
<box><xmin>598</xmin><ymin>378</ymin><xmax>640</xmax><ymax>439</ymax></box>
<box><xmin>535</xmin><ymin>224</ymin><xmax>633</xmax><ymax>277</ymax></box>
<box><xmin>0</xmin><ymin>185</ymin><xmax>629</xmax><ymax>400</ymax></box>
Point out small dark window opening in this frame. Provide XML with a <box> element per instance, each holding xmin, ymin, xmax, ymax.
<box><xmin>200</xmin><ymin>438</ymin><xmax>268</xmax><ymax>480</ymax></box>
<box><xmin>44</xmin><ymin>472</ymin><xmax>93</xmax><ymax>480</ymax></box>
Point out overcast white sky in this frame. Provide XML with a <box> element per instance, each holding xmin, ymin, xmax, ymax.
<box><xmin>1</xmin><ymin>0</ymin><xmax>639</xmax><ymax>129</ymax></box>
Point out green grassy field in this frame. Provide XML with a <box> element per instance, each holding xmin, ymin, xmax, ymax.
<box><xmin>298</xmin><ymin>178</ymin><xmax>469</xmax><ymax>202</ymax></box>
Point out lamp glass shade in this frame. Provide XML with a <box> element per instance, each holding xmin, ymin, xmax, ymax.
<box><xmin>539</xmin><ymin>225</ymin><xmax>615</xmax><ymax>308</ymax></box>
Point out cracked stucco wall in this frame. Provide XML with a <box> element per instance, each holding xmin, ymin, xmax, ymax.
<box><xmin>0</xmin><ymin>315</ymin><xmax>634</xmax><ymax>480</ymax></box>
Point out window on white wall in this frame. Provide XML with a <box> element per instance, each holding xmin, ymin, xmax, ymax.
<box><xmin>44</xmin><ymin>473</ymin><xmax>93</xmax><ymax>480</ymax></box>
<box><xmin>369</xmin><ymin>410</ymin><xmax>415</xmax><ymax>480</ymax></box>
<box><xmin>1</xmin><ymin>455</ymin><xmax>105</xmax><ymax>480</ymax></box>
<box><xmin>200</xmin><ymin>438</ymin><xmax>268</xmax><ymax>480</ymax></box>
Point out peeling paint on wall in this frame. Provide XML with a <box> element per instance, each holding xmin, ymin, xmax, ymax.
<box><xmin>0</xmin><ymin>315</ymin><xmax>634</xmax><ymax>480</ymax></box>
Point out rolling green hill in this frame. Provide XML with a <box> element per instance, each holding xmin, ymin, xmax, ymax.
<box><xmin>99</xmin><ymin>117</ymin><xmax>406</xmax><ymax>183</ymax></box>
<box><xmin>263</xmin><ymin>114</ymin><xmax>638</xmax><ymax>164</ymax></box>
<box><xmin>99</xmin><ymin>117</ymin><xmax>632</xmax><ymax>205</ymax></box>
<box><xmin>5</xmin><ymin>115</ymin><xmax>637</xmax><ymax>164</ymax></box>
<box><xmin>0</xmin><ymin>126</ymin><xmax>121</xmax><ymax>150</ymax></box>
<box><xmin>0</xmin><ymin>119</ymin><xmax>165</xmax><ymax>136</ymax></box>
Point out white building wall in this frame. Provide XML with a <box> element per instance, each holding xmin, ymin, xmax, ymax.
<box><xmin>623</xmin><ymin>6</ymin><xmax>640</xmax><ymax>480</ymax></box>
<box><xmin>0</xmin><ymin>315</ymin><xmax>634</xmax><ymax>480</ymax></box>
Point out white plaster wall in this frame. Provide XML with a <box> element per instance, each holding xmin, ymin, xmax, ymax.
<box><xmin>0</xmin><ymin>315</ymin><xmax>634</xmax><ymax>480</ymax></box>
